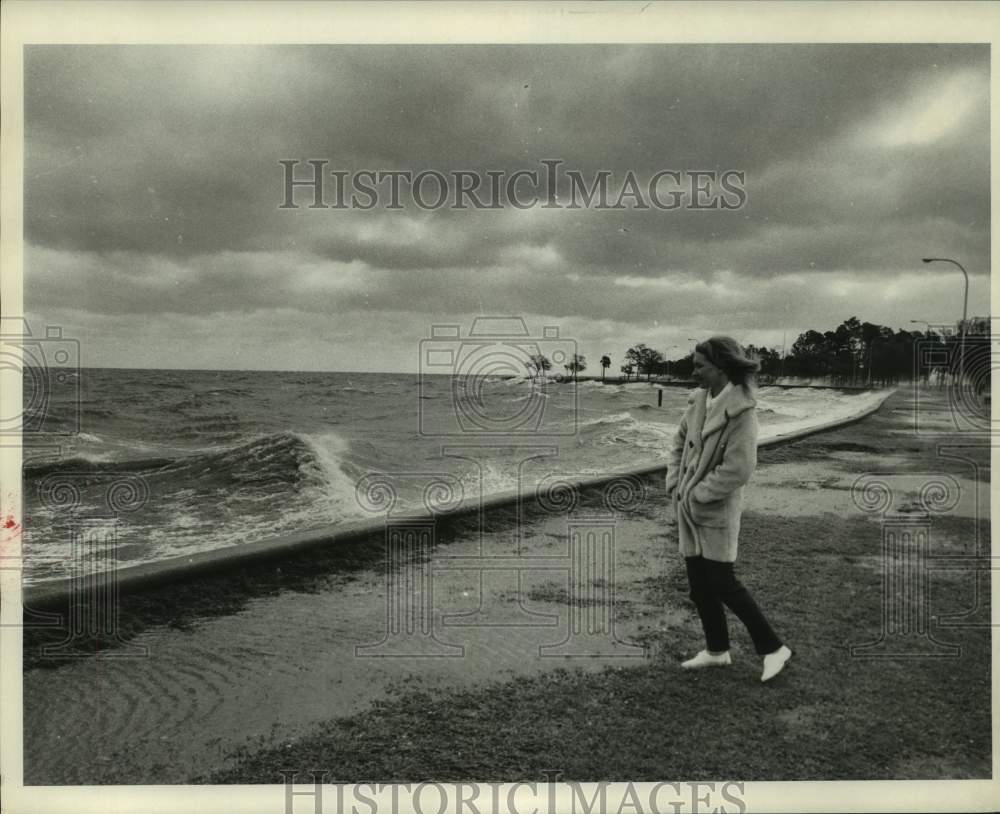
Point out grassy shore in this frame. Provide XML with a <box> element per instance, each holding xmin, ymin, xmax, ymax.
<box><xmin>203</xmin><ymin>388</ymin><xmax>990</xmax><ymax>783</ymax></box>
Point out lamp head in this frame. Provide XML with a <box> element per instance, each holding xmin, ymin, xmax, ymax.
<box><xmin>922</xmin><ymin>258</ymin><xmax>933</xmax><ymax>263</ymax></box>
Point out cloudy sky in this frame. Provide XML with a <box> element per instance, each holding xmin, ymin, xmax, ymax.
<box><xmin>24</xmin><ymin>44</ymin><xmax>989</xmax><ymax>372</ymax></box>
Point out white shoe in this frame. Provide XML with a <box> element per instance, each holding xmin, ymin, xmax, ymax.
<box><xmin>761</xmin><ymin>645</ymin><xmax>792</xmax><ymax>682</ymax></box>
<box><xmin>681</xmin><ymin>650</ymin><xmax>732</xmax><ymax>669</ymax></box>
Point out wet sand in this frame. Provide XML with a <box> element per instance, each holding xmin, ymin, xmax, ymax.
<box><xmin>22</xmin><ymin>386</ymin><xmax>989</xmax><ymax>783</ymax></box>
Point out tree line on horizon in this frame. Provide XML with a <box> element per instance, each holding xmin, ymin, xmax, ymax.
<box><xmin>525</xmin><ymin>316</ymin><xmax>992</xmax><ymax>389</ymax></box>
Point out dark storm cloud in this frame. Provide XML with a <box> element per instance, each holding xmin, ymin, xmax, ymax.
<box><xmin>25</xmin><ymin>43</ymin><xmax>990</xmax><ymax>321</ymax></box>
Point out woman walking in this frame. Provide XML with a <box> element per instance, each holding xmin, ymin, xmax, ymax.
<box><xmin>664</xmin><ymin>336</ymin><xmax>791</xmax><ymax>682</ymax></box>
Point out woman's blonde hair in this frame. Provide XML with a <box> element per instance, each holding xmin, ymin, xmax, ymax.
<box><xmin>694</xmin><ymin>335</ymin><xmax>760</xmax><ymax>387</ymax></box>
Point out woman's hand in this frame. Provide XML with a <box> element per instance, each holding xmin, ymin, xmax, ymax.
<box><xmin>664</xmin><ymin>471</ymin><xmax>678</xmax><ymax>498</ymax></box>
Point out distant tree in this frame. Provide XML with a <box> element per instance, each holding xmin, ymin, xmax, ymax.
<box><xmin>670</xmin><ymin>354</ymin><xmax>694</xmax><ymax>379</ymax></box>
<box><xmin>620</xmin><ymin>363</ymin><xmax>635</xmax><ymax>382</ymax></box>
<box><xmin>565</xmin><ymin>353</ymin><xmax>586</xmax><ymax>382</ymax></box>
<box><xmin>785</xmin><ymin>316</ymin><xmax>945</xmax><ymax>387</ymax></box>
<box><xmin>835</xmin><ymin>316</ymin><xmax>865</xmax><ymax>385</ymax></box>
<box><xmin>859</xmin><ymin>322</ymin><xmax>894</xmax><ymax>385</ymax></box>
<box><xmin>625</xmin><ymin>343</ymin><xmax>665</xmax><ymax>381</ymax></box>
<box><xmin>624</xmin><ymin>344</ymin><xmax>645</xmax><ymax>376</ymax></box>
<box><xmin>790</xmin><ymin>329</ymin><xmax>835</xmax><ymax>378</ymax></box>
<box><xmin>646</xmin><ymin>349</ymin><xmax>665</xmax><ymax>380</ymax></box>
<box><xmin>526</xmin><ymin>353</ymin><xmax>552</xmax><ymax>381</ymax></box>
<box><xmin>600</xmin><ymin>354</ymin><xmax>611</xmax><ymax>382</ymax></box>
<box><xmin>758</xmin><ymin>347</ymin><xmax>781</xmax><ymax>377</ymax></box>
<box><xmin>879</xmin><ymin>330</ymin><xmax>912</xmax><ymax>387</ymax></box>
<box><xmin>744</xmin><ymin>344</ymin><xmax>780</xmax><ymax>381</ymax></box>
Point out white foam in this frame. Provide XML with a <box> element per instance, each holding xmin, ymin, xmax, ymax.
<box><xmin>69</xmin><ymin>450</ymin><xmax>117</xmax><ymax>464</ymax></box>
<box><xmin>580</xmin><ymin>411</ymin><xmax>635</xmax><ymax>427</ymax></box>
<box><xmin>616</xmin><ymin>381</ymin><xmax>660</xmax><ymax>390</ymax></box>
<box><xmin>456</xmin><ymin>460</ymin><xmax>520</xmax><ymax>501</ymax></box>
<box><xmin>295</xmin><ymin>431</ymin><xmax>366</xmax><ymax>521</ymax></box>
<box><xmin>758</xmin><ymin>390</ymin><xmax>890</xmax><ymax>441</ymax></box>
<box><xmin>511</xmin><ymin>390</ymin><xmax>551</xmax><ymax>403</ymax></box>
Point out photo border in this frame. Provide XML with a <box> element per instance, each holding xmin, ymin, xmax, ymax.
<box><xmin>1</xmin><ymin>2</ymin><xmax>997</xmax><ymax>812</ymax></box>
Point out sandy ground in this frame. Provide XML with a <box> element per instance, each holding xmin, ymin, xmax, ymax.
<box><xmin>21</xmin><ymin>386</ymin><xmax>990</xmax><ymax>784</ymax></box>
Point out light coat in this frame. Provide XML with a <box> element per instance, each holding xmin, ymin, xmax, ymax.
<box><xmin>664</xmin><ymin>384</ymin><xmax>758</xmax><ymax>562</ymax></box>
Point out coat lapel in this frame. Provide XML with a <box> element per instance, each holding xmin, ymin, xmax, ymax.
<box><xmin>687</xmin><ymin>389</ymin><xmax>707</xmax><ymax>438</ymax></box>
<box><xmin>701</xmin><ymin>384</ymin><xmax>756</xmax><ymax>439</ymax></box>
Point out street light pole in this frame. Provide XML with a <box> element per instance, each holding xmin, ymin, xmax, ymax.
<box><xmin>922</xmin><ymin>257</ymin><xmax>969</xmax><ymax>389</ymax></box>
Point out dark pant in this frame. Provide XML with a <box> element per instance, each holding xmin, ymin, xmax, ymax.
<box><xmin>685</xmin><ymin>556</ymin><xmax>782</xmax><ymax>656</ymax></box>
